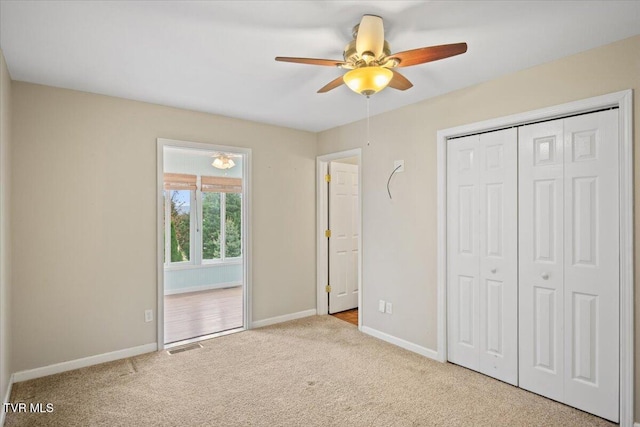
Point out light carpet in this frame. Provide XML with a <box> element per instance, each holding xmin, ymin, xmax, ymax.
<box><xmin>6</xmin><ymin>316</ymin><xmax>614</xmax><ymax>426</ymax></box>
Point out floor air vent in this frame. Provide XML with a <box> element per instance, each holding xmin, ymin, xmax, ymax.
<box><xmin>167</xmin><ymin>343</ymin><xmax>203</xmax><ymax>355</ymax></box>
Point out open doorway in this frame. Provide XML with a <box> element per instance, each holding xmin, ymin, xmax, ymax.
<box><xmin>157</xmin><ymin>139</ymin><xmax>251</xmax><ymax>348</ymax></box>
<box><xmin>316</xmin><ymin>149</ymin><xmax>362</xmax><ymax>328</ymax></box>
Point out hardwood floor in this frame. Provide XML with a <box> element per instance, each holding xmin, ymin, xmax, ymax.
<box><xmin>164</xmin><ymin>286</ymin><xmax>243</xmax><ymax>344</ymax></box>
<box><xmin>331</xmin><ymin>308</ymin><xmax>358</xmax><ymax>326</ymax></box>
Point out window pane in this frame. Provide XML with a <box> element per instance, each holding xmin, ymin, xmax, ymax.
<box><xmin>170</xmin><ymin>190</ymin><xmax>191</xmax><ymax>262</ymax></box>
<box><xmin>202</xmin><ymin>192</ymin><xmax>221</xmax><ymax>260</ymax></box>
<box><xmin>225</xmin><ymin>193</ymin><xmax>242</xmax><ymax>258</ymax></box>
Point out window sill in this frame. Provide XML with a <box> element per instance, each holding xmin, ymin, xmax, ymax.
<box><xmin>164</xmin><ymin>259</ymin><xmax>243</xmax><ymax>271</ymax></box>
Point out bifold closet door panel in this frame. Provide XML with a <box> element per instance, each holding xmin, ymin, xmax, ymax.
<box><xmin>562</xmin><ymin>110</ymin><xmax>619</xmax><ymax>422</ymax></box>
<box><xmin>447</xmin><ymin>129</ymin><xmax>517</xmax><ymax>385</ymax></box>
<box><xmin>478</xmin><ymin>128</ymin><xmax>518</xmax><ymax>386</ymax></box>
<box><xmin>447</xmin><ymin>134</ymin><xmax>481</xmax><ymax>370</ymax></box>
<box><xmin>518</xmin><ymin>120</ymin><xmax>565</xmax><ymax>402</ymax></box>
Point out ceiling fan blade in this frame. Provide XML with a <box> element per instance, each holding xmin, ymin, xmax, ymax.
<box><xmin>390</xmin><ymin>42</ymin><xmax>467</xmax><ymax>67</ymax></box>
<box><xmin>275</xmin><ymin>57</ymin><xmax>346</xmax><ymax>67</ymax></box>
<box><xmin>356</xmin><ymin>15</ymin><xmax>384</xmax><ymax>58</ymax></box>
<box><xmin>388</xmin><ymin>70</ymin><xmax>413</xmax><ymax>91</ymax></box>
<box><xmin>317</xmin><ymin>75</ymin><xmax>345</xmax><ymax>93</ymax></box>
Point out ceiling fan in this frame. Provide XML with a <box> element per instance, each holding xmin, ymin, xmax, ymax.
<box><xmin>275</xmin><ymin>15</ymin><xmax>467</xmax><ymax>96</ymax></box>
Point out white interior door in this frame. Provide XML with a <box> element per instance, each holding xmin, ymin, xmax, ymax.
<box><xmin>519</xmin><ymin>110</ymin><xmax>619</xmax><ymax>422</ymax></box>
<box><xmin>447</xmin><ymin>134</ymin><xmax>481</xmax><ymax>371</ymax></box>
<box><xmin>328</xmin><ymin>162</ymin><xmax>359</xmax><ymax>314</ymax></box>
<box><xmin>518</xmin><ymin>119</ymin><xmax>565</xmax><ymax>401</ymax></box>
<box><xmin>562</xmin><ymin>110</ymin><xmax>619</xmax><ymax>422</ymax></box>
<box><xmin>447</xmin><ymin>129</ymin><xmax>517</xmax><ymax>385</ymax></box>
<box><xmin>478</xmin><ymin>128</ymin><xmax>518</xmax><ymax>385</ymax></box>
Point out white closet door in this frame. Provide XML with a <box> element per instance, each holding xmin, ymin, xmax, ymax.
<box><xmin>478</xmin><ymin>128</ymin><xmax>518</xmax><ymax>385</ymax></box>
<box><xmin>518</xmin><ymin>119</ymin><xmax>565</xmax><ymax>402</ymax></box>
<box><xmin>519</xmin><ymin>110</ymin><xmax>619</xmax><ymax>422</ymax></box>
<box><xmin>448</xmin><ymin>129</ymin><xmax>517</xmax><ymax>384</ymax></box>
<box><xmin>563</xmin><ymin>110</ymin><xmax>619</xmax><ymax>422</ymax></box>
<box><xmin>447</xmin><ymin>135</ymin><xmax>481</xmax><ymax>370</ymax></box>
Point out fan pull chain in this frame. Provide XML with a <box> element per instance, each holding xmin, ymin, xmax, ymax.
<box><xmin>366</xmin><ymin>96</ymin><xmax>371</xmax><ymax>146</ymax></box>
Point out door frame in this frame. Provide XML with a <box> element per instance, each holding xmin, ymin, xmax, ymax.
<box><xmin>316</xmin><ymin>149</ymin><xmax>363</xmax><ymax>327</ymax></box>
<box><xmin>436</xmin><ymin>90</ymin><xmax>633</xmax><ymax>426</ymax></box>
<box><xmin>156</xmin><ymin>138</ymin><xmax>252</xmax><ymax>349</ymax></box>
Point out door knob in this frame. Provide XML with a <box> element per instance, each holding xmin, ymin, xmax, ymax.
<box><xmin>490</xmin><ymin>268</ymin><xmax>497</xmax><ymax>274</ymax></box>
<box><xmin>541</xmin><ymin>272</ymin><xmax>549</xmax><ymax>280</ymax></box>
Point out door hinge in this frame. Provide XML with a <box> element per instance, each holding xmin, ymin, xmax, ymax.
<box><xmin>325</xmin><ymin>285</ymin><xmax>331</xmax><ymax>293</ymax></box>
<box><xmin>325</xmin><ymin>174</ymin><xmax>331</xmax><ymax>183</ymax></box>
<box><xmin>325</xmin><ymin>229</ymin><xmax>331</xmax><ymax>238</ymax></box>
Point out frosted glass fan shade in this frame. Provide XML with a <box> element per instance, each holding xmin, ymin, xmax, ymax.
<box><xmin>343</xmin><ymin>67</ymin><xmax>393</xmax><ymax>96</ymax></box>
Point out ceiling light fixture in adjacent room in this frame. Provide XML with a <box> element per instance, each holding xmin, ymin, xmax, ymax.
<box><xmin>212</xmin><ymin>155</ymin><xmax>236</xmax><ymax>170</ymax></box>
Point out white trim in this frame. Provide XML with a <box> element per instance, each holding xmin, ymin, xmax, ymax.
<box><xmin>0</xmin><ymin>374</ymin><xmax>13</xmax><ymax>426</ymax></box>
<box><xmin>436</xmin><ymin>126</ymin><xmax>448</xmax><ymax>363</ymax></box>
<box><xmin>163</xmin><ymin>282</ymin><xmax>242</xmax><ymax>296</ymax></box>
<box><xmin>251</xmin><ymin>309</ymin><xmax>316</xmax><ymax>329</ymax></box>
<box><xmin>12</xmin><ymin>343</ymin><xmax>157</xmax><ymax>383</ymax></box>
<box><xmin>633</xmin><ymin>423</ymin><xmax>640</xmax><ymax>427</ymax></box>
<box><xmin>436</xmin><ymin>89</ymin><xmax>633</xmax><ymax>426</ymax></box>
<box><xmin>316</xmin><ymin>159</ymin><xmax>328</xmax><ymax>316</ymax></box>
<box><xmin>316</xmin><ymin>149</ymin><xmax>363</xmax><ymax>328</ymax></box>
<box><xmin>157</xmin><ymin>138</ymin><xmax>252</xmax><ymax>349</ymax></box>
<box><xmin>156</xmin><ymin>140</ymin><xmax>165</xmax><ymax>349</ymax></box>
<box><xmin>618</xmin><ymin>90</ymin><xmax>635</xmax><ymax>427</ymax></box>
<box><xmin>361</xmin><ymin>326</ymin><xmax>439</xmax><ymax>361</ymax></box>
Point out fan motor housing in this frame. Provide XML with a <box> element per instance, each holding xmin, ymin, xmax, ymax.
<box><xmin>343</xmin><ymin>39</ymin><xmax>391</xmax><ymax>64</ymax></box>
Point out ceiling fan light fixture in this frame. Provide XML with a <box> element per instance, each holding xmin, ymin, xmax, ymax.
<box><xmin>212</xmin><ymin>156</ymin><xmax>236</xmax><ymax>170</ymax></box>
<box><xmin>343</xmin><ymin>66</ymin><xmax>393</xmax><ymax>96</ymax></box>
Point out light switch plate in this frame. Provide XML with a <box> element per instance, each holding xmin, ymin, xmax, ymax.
<box><xmin>385</xmin><ymin>302</ymin><xmax>393</xmax><ymax>314</ymax></box>
<box><xmin>378</xmin><ymin>300</ymin><xmax>386</xmax><ymax>313</ymax></box>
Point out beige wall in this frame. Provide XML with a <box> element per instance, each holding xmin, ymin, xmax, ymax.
<box><xmin>318</xmin><ymin>35</ymin><xmax>640</xmax><ymax>419</ymax></box>
<box><xmin>10</xmin><ymin>83</ymin><xmax>317</xmax><ymax>372</ymax></box>
<box><xmin>0</xmin><ymin>49</ymin><xmax>12</xmax><ymax>401</ymax></box>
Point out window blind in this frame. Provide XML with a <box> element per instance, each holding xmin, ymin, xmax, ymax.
<box><xmin>201</xmin><ymin>176</ymin><xmax>242</xmax><ymax>193</ymax></box>
<box><xmin>163</xmin><ymin>173</ymin><xmax>197</xmax><ymax>191</ymax></box>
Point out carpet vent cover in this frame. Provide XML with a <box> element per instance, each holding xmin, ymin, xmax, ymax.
<box><xmin>167</xmin><ymin>343</ymin><xmax>203</xmax><ymax>355</ymax></box>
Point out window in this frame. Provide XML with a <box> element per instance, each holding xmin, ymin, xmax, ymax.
<box><xmin>164</xmin><ymin>173</ymin><xmax>242</xmax><ymax>266</ymax></box>
<box><xmin>225</xmin><ymin>193</ymin><xmax>242</xmax><ymax>258</ymax></box>
<box><xmin>169</xmin><ymin>190</ymin><xmax>192</xmax><ymax>262</ymax></box>
<box><xmin>202</xmin><ymin>192</ymin><xmax>221</xmax><ymax>260</ymax></box>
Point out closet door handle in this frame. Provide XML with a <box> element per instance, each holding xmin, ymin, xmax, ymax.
<box><xmin>490</xmin><ymin>268</ymin><xmax>497</xmax><ymax>274</ymax></box>
<box><xmin>541</xmin><ymin>272</ymin><xmax>549</xmax><ymax>280</ymax></box>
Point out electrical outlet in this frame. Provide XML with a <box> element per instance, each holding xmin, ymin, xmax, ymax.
<box><xmin>385</xmin><ymin>302</ymin><xmax>393</xmax><ymax>314</ymax></box>
<box><xmin>144</xmin><ymin>309</ymin><xmax>153</xmax><ymax>323</ymax></box>
<box><xmin>378</xmin><ymin>300</ymin><xmax>386</xmax><ymax>313</ymax></box>
<box><xmin>394</xmin><ymin>160</ymin><xmax>405</xmax><ymax>172</ymax></box>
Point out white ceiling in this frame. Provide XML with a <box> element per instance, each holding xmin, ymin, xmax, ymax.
<box><xmin>1</xmin><ymin>1</ymin><xmax>639</xmax><ymax>132</ymax></box>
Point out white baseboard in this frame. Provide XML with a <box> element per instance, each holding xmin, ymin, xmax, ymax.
<box><xmin>361</xmin><ymin>326</ymin><xmax>439</xmax><ymax>361</ymax></box>
<box><xmin>251</xmin><ymin>309</ymin><xmax>316</xmax><ymax>328</ymax></box>
<box><xmin>633</xmin><ymin>422</ymin><xmax>639</xmax><ymax>427</ymax></box>
<box><xmin>0</xmin><ymin>373</ymin><xmax>14</xmax><ymax>426</ymax></box>
<box><xmin>164</xmin><ymin>282</ymin><xmax>242</xmax><ymax>296</ymax></box>
<box><xmin>12</xmin><ymin>343</ymin><xmax>157</xmax><ymax>383</ymax></box>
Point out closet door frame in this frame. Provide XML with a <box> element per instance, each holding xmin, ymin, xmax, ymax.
<box><xmin>436</xmin><ymin>90</ymin><xmax>633</xmax><ymax>427</ymax></box>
